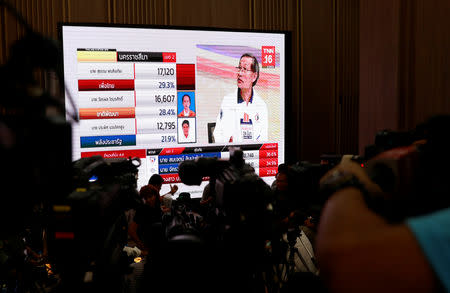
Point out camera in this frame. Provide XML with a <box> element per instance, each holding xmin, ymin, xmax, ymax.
<box><xmin>278</xmin><ymin>154</ymin><xmax>362</xmax><ymax>225</ymax></box>
<box><xmin>46</xmin><ymin>156</ymin><xmax>142</xmax><ymax>292</ymax></box>
<box><xmin>343</xmin><ymin>115</ymin><xmax>450</xmax><ymax>222</ymax></box>
<box><xmin>178</xmin><ymin>148</ymin><xmax>275</xmax><ymax>291</ymax></box>
<box><xmin>0</xmin><ymin>5</ymin><xmax>75</xmax><ymax>291</ymax></box>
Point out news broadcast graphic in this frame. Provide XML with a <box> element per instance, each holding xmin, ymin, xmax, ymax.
<box><xmin>177</xmin><ymin>117</ymin><xmax>196</xmax><ymax>144</ymax></box>
<box><xmin>61</xmin><ymin>24</ymin><xmax>287</xmax><ymax>197</ymax></box>
<box><xmin>177</xmin><ymin>91</ymin><xmax>196</xmax><ymax>117</ymax></box>
<box><xmin>261</xmin><ymin>46</ymin><xmax>276</xmax><ymax>68</ymax></box>
<box><xmin>196</xmin><ymin>45</ymin><xmax>281</xmax><ymax>144</ymax></box>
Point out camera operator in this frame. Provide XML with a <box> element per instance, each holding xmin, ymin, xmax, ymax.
<box><xmin>266</xmin><ymin>163</ymin><xmax>323</xmax><ymax>292</ymax></box>
<box><xmin>148</xmin><ymin>174</ymin><xmax>178</xmax><ymax>215</ymax></box>
<box><xmin>272</xmin><ymin>164</ymin><xmax>317</xmax><ymax>243</ymax></box>
<box><xmin>128</xmin><ymin>185</ymin><xmax>165</xmax><ymax>257</ymax></box>
<box><xmin>200</xmin><ymin>183</ymin><xmax>214</xmax><ymax>208</ymax></box>
<box><xmin>272</xmin><ymin>164</ymin><xmax>297</xmax><ymax>226</ymax></box>
<box><xmin>316</xmin><ymin>157</ymin><xmax>448</xmax><ymax>292</ymax></box>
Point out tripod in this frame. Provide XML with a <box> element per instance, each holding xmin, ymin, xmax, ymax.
<box><xmin>286</xmin><ymin>229</ymin><xmax>309</xmax><ymax>278</ymax></box>
<box><xmin>279</xmin><ymin>227</ymin><xmax>318</xmax><ymax>282</ymax></box>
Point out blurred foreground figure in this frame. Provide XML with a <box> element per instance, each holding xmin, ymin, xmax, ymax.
<box><xmin>317</xmin><ymin>114</ymin><xmax>450</xmax><ymax>293</ymax></box>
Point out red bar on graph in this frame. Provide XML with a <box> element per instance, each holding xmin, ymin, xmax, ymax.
<box><xmin>176</xmin><ymin>64</ymin><xmax>195</xmax><ymax>90</ymax></box>
<box><xmin>81</xmin><ymin>149</ymin><xmax>146</xmax><ymax>159</ymax></box>
<box><xmin>259</xmin><ymin>167</ymin><xmax>278</xmax><ymax>177</ymax></box>
<box><xmin>259</xmin><ymin>158</ymin><xmax>278</xmax><ymax>167</ymax></box>
<box><xmin>78</xmin><ymin>79</ymin><xmax>135</xmax><ymax>91</ymax></box>
<box><xmin>259</xmin><ymin>149</ymin><xmax>278</xmax><ymax>159</ymax></box>
<box><xmin>161</xmin><ymin>173</ymin><xmax>181</xmax><ymax>184</ymax></box>
<box><xmin>159</xmin><ymin>148</ymin><xmax>185</xmax><ymax>156</ymax></box>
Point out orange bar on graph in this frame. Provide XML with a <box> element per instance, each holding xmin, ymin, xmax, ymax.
<box><xmin>79</xmin><ymin>108</ymin><xmax>135</xmax><ymax>119</ymax></box>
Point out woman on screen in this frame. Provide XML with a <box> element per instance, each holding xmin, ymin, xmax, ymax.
<box><xmin>178</xmin><ymin>94</ymin><xmax>196</xmax><ymax>117</ymax></box>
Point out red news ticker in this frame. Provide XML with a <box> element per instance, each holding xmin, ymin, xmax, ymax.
<box><xmin>81</xmin><ymin>149</ymin><xmax>147</xmax><ymax>159</ymax></box>
<box><xmin>78</xmin><ymin>79</ymin><xmax>135</xmax><ymax>91</ymax></box>
<box><xmin>260</xmin><ymin>143</ymin><xmax>278</xmax><ymax>150</ymax></box>
<box><xmin>161</xmin><ymin>174</ymin><xmax>181</xmax><ymax>184</ymax></box>
<box><xmin>79</xmin><ymin>107</ymin><xmax>135</xmax><ymax>119</ymax></box>
<box><xmin>259</xmin><ymin>149</ymin><xmax>278</xmax><ymax>159</ymax></box>
<box><xmin>259</xmin><ymin>158</ymin><xmax>278</xmax><ymax>167</ymax></box>
<box><xmin>162</xmin><ymin>52</ymin><xmax>176</xmax><ymax>62</ymax></box>
<box><xmin>259</xmin><ymin>167</ymin><xmax>278</xmax><ymax>177</ymax></box>
<box><xmin>159</xmin><ymin>148</ymin><xmax>185</xmax><ymax>156</ymax></box>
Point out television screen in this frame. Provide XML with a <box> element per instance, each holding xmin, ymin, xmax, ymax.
<box><xmin>61</xmin><ymin>24</ymin><xmax>288</xmax><ymax>198</ymax></box>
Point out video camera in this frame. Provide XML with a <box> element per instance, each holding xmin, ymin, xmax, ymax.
<box><xmin>0</xmin><ymin>3</ymin><xmax>74</xmax><ymax>292</ymax></box>
<box><xmin>318</xmin><ymin>115</ymin><xmax>450</xmax><ymax>223</ymax></box>
<box><xmin>69</xmin><ymin>155</ymin><xmax>141</xmax><ymax>216</ymax></box>
<box><xmin>179</xmin><ymin>147</ymin><xmax>272</xmax><ymax>216</ymax></box>
<box><xmin>275</xmin><ymin>154</ymin><xmax>365</xmax><ymax>226</ymax></box>
<box><xmin>178</xmin><ymin>148</ymin><xmax>275</xmax><ymax>291</ymax></box>
<box><xmin>358</xmin><ymin>115</ymin><xmax>450</xmax><ymax>222</ymax></box>
<box><xmin>47</xmin><ymin>156</ymin><xmax>141</xmax><ymax>292</ymax></box>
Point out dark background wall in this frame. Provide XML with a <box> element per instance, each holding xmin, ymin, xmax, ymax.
<box><xmin>1</xmin><ymin>0</ymin><xmax>448</xmax><ymax>162</ymax></box>
<box><xmin>359</xmin><ymin>0</ymin><xmax>450</xmax><ymax>154</ymax></box>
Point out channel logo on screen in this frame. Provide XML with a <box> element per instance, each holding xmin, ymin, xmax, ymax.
<box><xmin>261</xmin><ymin>46</ymin><xmax>276</xmax><ymax>68</ymax></box>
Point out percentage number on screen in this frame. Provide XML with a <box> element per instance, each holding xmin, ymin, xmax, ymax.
<box><xmin>266</xmin><ymin>169</ymin><xmax>277</xmax><ymax>175</ymax></box>
<box><xmin>159</xmin><ymin>109</ymin><xmax>176</xmax><ymax>116</ymax></box>
<box><xmin>161</xmin><ymin>135</ymin><xmax>176</xmax><ymax>143</ymax></box>
<box><xmin>159</xmin><ymin>81</ymin><xmax>175</xmax><ymax>89</ymax></box>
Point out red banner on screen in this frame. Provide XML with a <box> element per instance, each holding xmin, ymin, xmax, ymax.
<box><xmin>78</xmin><ymin>79</ymin><xmax>135</xmax><ymax>91</ymax></box>
<box><xmin>159</xmin><ymin>148</ymin><xmax>185</xmax><ymax>156</ymax></box>
<box><xmin>259</xmin><ymin>149</ymin><xmax>278</xmax><ymax>159</ymax></box>
<box><xmin>163</xmin><ymin>52</ymin><xmax>176</xmax><ymax>62</ymax></box>
<box><xmin>259</xmin><ymin>167</ymin><xmax>278</xmax><ymax>177</ymax></box>
<box><xmin>81</xmin><ymin>149</ymin><xmax>146</xmax><ymax>158</ymax></box>
<box><xmin>161</xmin><ymin>173</ymin><xmax>181</xmax><ymax>184</ymax></box>
<box><xmin>259</xmin><ymin>158</ymin><xmax>278</xmax><ymax>167</ymax></box>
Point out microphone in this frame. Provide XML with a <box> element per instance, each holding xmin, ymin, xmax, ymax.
<box><xmin>178</xmin><ymin>157</ymin><xmax>230</xmax><ymax>185</ymax></box>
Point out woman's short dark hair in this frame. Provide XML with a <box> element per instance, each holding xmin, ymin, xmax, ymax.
<box><xmin>148</xmin><ymin>174</ymin><xmax>164</xmax><ymax>186</ymax></box>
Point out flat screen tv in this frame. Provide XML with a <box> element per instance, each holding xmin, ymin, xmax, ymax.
<box><xmin>60</xmin><ymin>23</ymin><xmax>290</xmax><ymax>198</ymax></box>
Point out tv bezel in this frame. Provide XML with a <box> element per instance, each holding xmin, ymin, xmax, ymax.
<box><xmin>58</xmin><ymin>22</ymin><xmax>293</xmax><ymax>172</ymax></box>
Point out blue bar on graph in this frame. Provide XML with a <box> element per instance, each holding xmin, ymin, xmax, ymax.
<box><xmin>80</xmin><ymin>135</ymin><xmax>136</xmax><ymax>148</ymax></box>
<box><xmin>183</xmin><ymin>152</ymin><xmax>221</xmax><ymax>161</ymax></box>
<box><xmin>159</xmin><ymin>163</ymin><xmax>180</xmax><ymax>174</ymax></box>
<box><xmin>159</xmin><ymin>152</ymin><xmax>221</xmax><ymax>164</ymax></box>
<box><xmin>159</xmin><ymin>154</ymin><xmax>185</xmax><ymax>164</ymax></box>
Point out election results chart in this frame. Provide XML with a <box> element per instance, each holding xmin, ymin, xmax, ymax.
<box><xmin>82</xmin><ymin>143</ymin><xmax>279</xmax><ymax>185</ymax></box>
<box><xmin>75</xmin><ymin>49</ymin><xmax>278</xmax><ymax>188</ymax></box>
<box><xmin>149</xmin><ymin>143</ymin><xmax>278</xmax><ymax>183</ymax></box>
<box><xmin>62</xmin><ymin>25</ymin><xmax>287</xmax><ymax>194</ymax></box>
<box><xmin>77</xmin><ymin>49</ymin><xmax>195</xmax><ymax>148</ymax></box>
